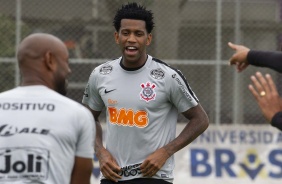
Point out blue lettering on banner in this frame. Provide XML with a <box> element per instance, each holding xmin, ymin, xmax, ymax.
<box><xmin>191</xmin><ymin>148</ymin><xmax>282</xmax><ymax>180</ymax></box>
<box><xmin>192</xmin><ymin>130</ymin><xmax>282</xmax><ymax>144</ymax></box>
<box><xmin>191</xmin><ymin>149</ymin><xmax>211</xmax><ymax>177</ymax></box>
<box><xmin>215</xmin><ymin>149</ymin><xmax>236</xmax><ymax>177</ymax></box>
<box><xmin>269</xmin><ymin>150</ymin><xmax>282</xmax><ymax>178</ymax></box>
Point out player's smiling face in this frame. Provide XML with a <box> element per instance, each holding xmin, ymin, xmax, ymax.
<box><xmin>115</xmin><ymin>19</ymin><xmax>152</xmax><ymax>68</ymax></box>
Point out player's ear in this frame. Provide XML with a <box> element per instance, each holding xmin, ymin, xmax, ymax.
<box><xmin>114</xmin><ymin>31</ymin><xmax>119</xmax><ymax>44</ymax></box>
<box><xmin>146</xmin><ymin>33</ymin><xmax>152</xmax><ymax>46</ymax></box>
<box><xmin>44</xmin><ymin>51</ymin><xmax>56</xmax><ymax>71</ymax></box>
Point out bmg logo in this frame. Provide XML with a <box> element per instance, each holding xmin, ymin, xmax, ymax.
<box><xmin>0</xmin><ymin>147</ymin><xmax>49</xmax><ymax>181</ymax></box>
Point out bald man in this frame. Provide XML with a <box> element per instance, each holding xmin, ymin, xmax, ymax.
<box><xmin>0</xmin><ymin>33</ymin><xmax>95</xmax><ymax>184</ymax></box>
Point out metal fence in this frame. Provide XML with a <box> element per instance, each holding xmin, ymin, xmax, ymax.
<box><xmin>1</xmin><ymin>0</ymin><xmax>282</xmax><ymax>124</ymax></box>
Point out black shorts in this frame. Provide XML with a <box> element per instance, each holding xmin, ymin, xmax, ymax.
<box><xmin>101</xmin><ymin>178</ymin><xmax>172</xmax><ymax>184</ymax></box>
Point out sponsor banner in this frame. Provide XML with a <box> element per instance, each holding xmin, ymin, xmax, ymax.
<box><xmin>91</xmin><ymin>124</ymin><xmax>282</xmax><ymax>184</ymax></box>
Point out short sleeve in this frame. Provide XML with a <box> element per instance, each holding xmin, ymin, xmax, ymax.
<box><xmin>167</xmin><ymin>69</ymin><xmax>199</xmax><ymax>113</ymax></box>
<box><xmin>82</xmin><ymin>68</ymin><xmax>105</xmax><ymax>111</ymax></box>
<box><xmin>75</xmin><ymin>106</ymin><xmax>96</xmax><ymax>158</ymax></box>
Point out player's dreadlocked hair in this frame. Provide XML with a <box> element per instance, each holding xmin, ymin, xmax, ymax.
<box><xmin>113</xmin><ymin>2</ymin><xmax>154</xmax><ymax>33</ymax></box>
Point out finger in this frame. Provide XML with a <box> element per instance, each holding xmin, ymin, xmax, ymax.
<box><xmin>228</xmin><ymin>42</ymin><xmax>236</xmax><ymax>50</ymax></box>
<box><xmin>265</xmin><ymin>73</ymin><xmax>278</xmax><ymax>94</ymax></box>
<box><xmin>103</xmin><ymin>169</ymin><xmax>122</xmax><ymax>182</ymax></box>
<box><xmin>140</xmin><ymin>160</ymin><xmax>149</xmax><ymax>174</ymax></box>
<box><xmin>111</xmin><ymin>170</ymin><xmax>122</xmax><ymax>179</ymax></box>
<box><xmin>142</xmin><ymin>168</ymin><xmax>155</xmax><ymax>177</ymax></box>
<box><xmin>109</xmin><ymin>158</ymin><xmax>122</xmax><ymax>177</ymax></box>
<box><xmin>112</xmin><ymin>164</ymin><xmax>122</xmax><ymax>174</ymax></box>
<box><xmin>110</xmin><ymin>165</ymin><xmax>122</xmax><ymax>180</ymax></box>
<box><xmin>146</xmin><ymin>169</ymin><xmax>156</xmax><ymax>177</ymax></box>
<box><xmin>107</xmin><ymin>175</ymin><xmax>118</xmax><ymax>183</ymax></box>
<box><xmin>140</xmin><ymin>160</ymin><xmax>156</xmax><ymax>176</ymax></box>
<box><xmin>236</xmin><ymin>62</ymin><xmax>242</xmax><ymax>72</ymax></box>
<box><xmin>255</xmin><ymin>72</ymin><xmax>270</xmax><ymax>94</ymax></box>
<box><xmin>248</xmin><ymin>84</ymin><xmax>260</xmax><ymax>100</ymax></box>
<box><xmin>101</xmin><ymin>164</ymin><xmax>122</xmax><ymax>181</ymax></box>
<box><xmin>101</xmin><ymin>169</ymin><xmax>117</xmax><ymax>182</ymax></box>
<box><xmin>250</xmin><ymin>74</ymin><xmax>264</xmax><ymax>93</ymax></box>
<box><xmin>229</xmin><ymin>54</ymin><xmax>240</xmax><ymax>66</ymax></box>
<box><xmin>237</xmin><ymin>62</ymin><xmax>248</xmax><ymax>72</ymax></box>
<box><xmin>228</xmin><ymin>42</ymin><xmax>239</xmax><ymax>66</ymax></box>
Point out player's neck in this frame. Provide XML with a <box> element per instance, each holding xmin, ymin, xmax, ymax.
<box><xmin>120</xmin><ymin>55</ymin><xmax>148</xmax><ymax>71</ymax></box>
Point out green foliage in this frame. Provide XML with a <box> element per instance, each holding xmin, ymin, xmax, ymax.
<box><xmin>0</xmin><ymin>15</ymin><xmax>31</xmax><ymax>57</ymax></box>
<box><xmin>0</xmin><ymin>63</ymin><xmax>15</xmax><ymax>92</ymax></box>
<box><xmin>0</xmin><ymin>15</ymin><xmax>30</xmax><ymax>92</ymax></box>
<box><xmin>0</xmin><ymin>15</ymin><xmax>16</xmax><ymax>57</ymax></box>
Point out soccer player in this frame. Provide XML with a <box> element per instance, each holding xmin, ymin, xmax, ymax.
<box><xmin>82</xmin><ymin>2</ymin><xmax>209</xmax><ymax>183</ymax></box>
<box><xmin>228</xmin><ymin>42</ymin><xmax>282</xmax><ymax>131</ymax></box>
<box><xmin>0</xmin><ymin>33</ymin><xmax>95</xmax><ymax>184</ymax></box>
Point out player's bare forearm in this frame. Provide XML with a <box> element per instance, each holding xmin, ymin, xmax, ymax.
<box><xmin>94</xmin><ymin>119</ymin><xmax>105</xmax><ymax>156</ymax></box>
<box><xmin>90</xmin><ymin>109</ymin><xmax>122</xmax><ymax>182</ymax></box>
<box><xmin>163</xmin><ymin>104</ymin><xmax>209</xmax><ymax>156</ymax></box>
<box><xmin>83</xmin><ymin>105</ymin><xmax>104</xmax><ymax>154</ymax></box>
<box><xmin>86</xmin><ymin>108</ymin><xmax>103</xmax><ymax>154</ymax></box>
<box><xmin>140</xmin><ymin>104</ymin><xmax>209</xmax><ymax>175</ymax></box>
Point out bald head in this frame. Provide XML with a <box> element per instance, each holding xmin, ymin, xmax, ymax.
<box><xmin>17</xmin><ymin>33</ymin><xmax>66</xmax><ymax>64</ymax></box>
<box><xmin>17</xmin><ymin>33</ymin><xmax>71</xmax><ymax>95</ymax></box>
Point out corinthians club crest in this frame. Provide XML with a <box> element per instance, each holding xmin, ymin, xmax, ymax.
<box><xmin>140</xmin><ymin>82</ymin><xmax>156</xmax><ymax>102</ymax></box>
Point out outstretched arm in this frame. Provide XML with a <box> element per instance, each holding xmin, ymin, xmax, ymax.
<box><xmin>228</xmin><ymin>42</ymin><xmax>282</xmax><ymax>73</ymax></box>
<box><xmin>140</xmin><ymin>104</ymin><xmax>209</xmax><ymax>177</ymax></box>
<box><xmin>247</xmin><ymin>50</ymin><xmax>282</xmax><ymax>73</ymax></box>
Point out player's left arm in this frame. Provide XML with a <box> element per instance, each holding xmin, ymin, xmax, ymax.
<box><xmin>164</xmin><ymin>103</ymin><xmax>209</xmax><ymax>155</ymax></box>
<box><xmin>71</xmin><ymin>157</ymin><xmax>93</xmax><ymax>184</ymax></box>
<box><xmin>141</xmin><ymin>104</ymin><xmax>209</xmax><ymax>177</ymax></box>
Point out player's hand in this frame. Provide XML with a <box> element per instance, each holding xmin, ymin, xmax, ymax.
<box><xmin>248</xmin><ymin>72</ymin><xmax>281</xmax><ymax>122</ymax></box>
<box><xmin>96</xmin><ymin>148</ymin><xmax>121</xmax><ymax>182</ymax></box>
<box><xmin>228</xmin><ymin>42</ymin><xmax>250</xmax><ymax>72</ymax></box>
<box><xmin>140</xmin><ymin>148</ymin><xmax>170</xmax><ymax>177</ymax></box>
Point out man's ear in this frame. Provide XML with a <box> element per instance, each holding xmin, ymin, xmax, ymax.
<box><xmin>114</xmin><ymin>32</ymin><xmax>119</xmax><ymax>44</ymax></box>
<box><xmin>146</xmin><ymin>33</ymin><xmax>152</xmax><ymax>46</ymax></box>
<box><xmin>44</xmin><ymin>51</ymin><xmax>56</xmax><ymax>71</ymax></box>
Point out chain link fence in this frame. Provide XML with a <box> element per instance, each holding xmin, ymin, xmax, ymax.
<box><xmin>1</xmin><ymin>0</ymin><xmax>282</xmax><ymax>124</ymax></box>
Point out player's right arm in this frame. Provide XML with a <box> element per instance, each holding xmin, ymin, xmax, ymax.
<box><xmin>82</xmin><ymin>67</ymin><xmax>121</xmax><ymax>182</ymax></box>
<box><xmin>86</xmin><ymin>107</ymin><xmax>122</xmax><ymax>182</ymax></box>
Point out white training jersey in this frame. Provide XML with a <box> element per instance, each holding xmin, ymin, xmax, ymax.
<box><xmin>82</xmin><ymin>55</ymin><xmax>198</xmax><ymax>182</ymax></box>
<box><xmin>0</xmin><ymin>85</ymin><xmax>95</xmax><ymax>184</ymax></box>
